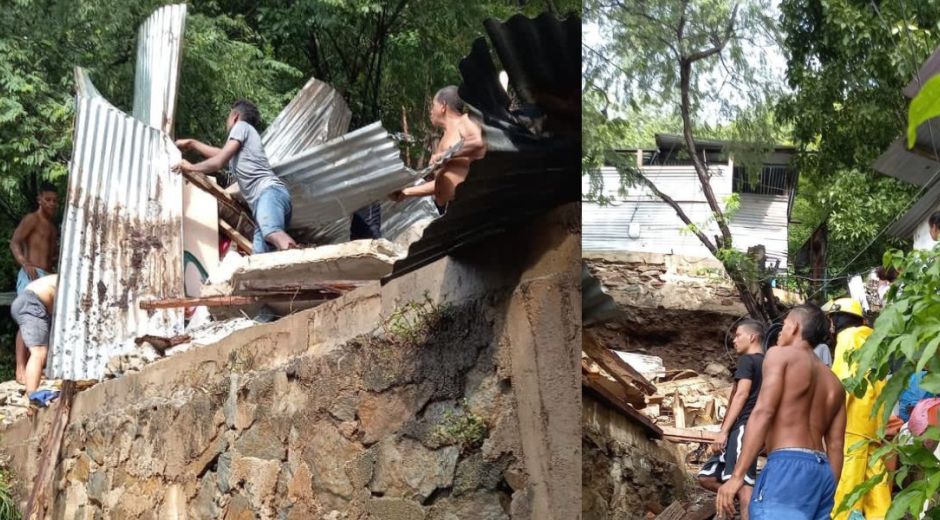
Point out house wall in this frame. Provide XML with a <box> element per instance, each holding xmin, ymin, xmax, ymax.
<box><xmin>583</xmin><ymin>166</ymin><xmax>789</xmax><ymax>268</ymax></box>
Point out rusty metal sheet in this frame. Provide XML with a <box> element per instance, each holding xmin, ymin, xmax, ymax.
<box><xmin>271</xmin><ymin>122</ymin><xmax>418</xmax><ymax>230</ymax></box>
<box><xmin>50</xmin><ymin>68</ymin><xmax>184</xmax><ymax>380</ymax></box>
<box><xmin>131</xmin><ymin>3</ymin><xmax>187</xmax><ymax>135</ymax></box>
<box><xmin>262</xmin><ymin>76</ymin><xmax>352</xmax><ymax>164</ymax></box>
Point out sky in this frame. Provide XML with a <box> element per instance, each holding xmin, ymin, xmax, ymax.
<box><xmin>583</xmin><ymin>1</ymin><xmax>788</xmax><ymax>126</ymax></box>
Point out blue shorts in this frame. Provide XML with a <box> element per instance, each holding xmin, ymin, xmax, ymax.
<box><xmin>16</xmin><ymin>267</ymin><xmax>48</xmax><ymax>295</ymax></box>
<box><xmin>750</xmin><ymin>448</ymin><xmax>835</xmax><ymax>520</ymax></box>
<box><xmin>251</xmin><ymin>185</ymin><xmax>292</xmax><ymax>254</ymax></box>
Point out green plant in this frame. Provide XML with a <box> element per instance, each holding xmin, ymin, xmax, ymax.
<box><xmin>382</xmin><ymin>292</ymin><xmax>453</xmax><ymax>347</ymax></box>
<box><xmin>841</xmin><ymin>245</ymin><xmax>940</xmax><ymax>519</ymax></box>
<box><xmin>433</xmin><ymin>400</ymin><xmax>487</xmax><ymax>453</ymax></box>
<box><xmin>0</xmin><ymin>466</ymin><xmax>19</xmax><ymax>520</ymax></box>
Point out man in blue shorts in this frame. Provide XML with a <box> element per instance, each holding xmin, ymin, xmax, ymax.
<box><xmin>717</xmin><ymin>305</ymin><xmax>847</xmax><ymax>520</ymax></box>
<box><xmin>174</xmin><ymin>100</ymin><xmax>297</xmax><ymax>253</ymax></box>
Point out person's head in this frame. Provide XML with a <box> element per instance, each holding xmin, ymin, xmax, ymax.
<box><xmin>822</xmin><ymin>297</ymin><xmax>865</xmax><ymax>335</ymax></box>
<box><xmin>778</xmin><ymin>304</ymin><xmax>829</xmax><ymax>348</ymax></box>
<box><xmin>227</xmin><ymin>99</ymin><xmax>262</xmax><ymax>131</ymax></box>
<box><xmin>874</xmin><ymin>266</ymin><xmax>898</xmax><ymax>283</ymax></box>
<box><xmin>930</xmin><ymin>211</ymin><xmax>940</xmax><ymax>241</ymax></box>
<box><xmin>733</xmin><ymin>319</ymin><xmax>764</xmax><ymax>354</ymax></box>
<box><xmin>429</xmin><ymin>86</ymin><xmax>465</xmax><ymax>128</ymax></box>
<box><xmin>37</xmin><ymin>181</ymin><xmax>58</xmax><ymax>217</ymax></box>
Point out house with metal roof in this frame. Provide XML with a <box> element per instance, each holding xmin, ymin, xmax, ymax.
<box><xmin>583</xmin><ymin>134</ymin><xmax>799</xmax><ymax>270</ymax></box>
<box><xmin>873</xmin><ymin>46</ymin><xmax>940</xmax><ymax>251</ymax></box>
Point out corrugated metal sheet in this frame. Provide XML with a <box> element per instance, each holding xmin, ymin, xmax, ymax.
<box><xmin>51</xmin><ymin>68</ymin><xmax>184</xmax><ymax>380</ymax></box>
<box><xmin>262</xmin><ymin>77</ymin><xmax>352</xmax><ymax>164</ymax></box>
<box><xmin>271</xmin><ymin>122</ymin><xmax>417</xmax><ymax>229</ymax></box>
<box><xmin>386</xmin><ymin>13</ymin><xmax>580</xmax><ymax>280</ymax></box>
<box><xmin>381</xmin><ymin>193</ymin><xmax>439</xmax><ymax>241</ymax></box>
<box><xmin>131</xmin><ymin>3</ymin><xmax>187</xmax><ymax>134</ymax></box>
<box><xmin>582</xmin><ymin>167</ymin><xmax>789</xmax><ymax>268</ymax></box>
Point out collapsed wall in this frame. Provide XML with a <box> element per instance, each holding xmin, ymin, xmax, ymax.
<box><xmin>582</xmin><ymin>394</ymin><xmax>690</xmax><ymax>519</ymax></box>
<box><xmin>0</xmin><ymin>205</ymin><xmax>580</xmax><ymax>519</ymax></box>
<box><xmin>585</xmin><ymin>252</ymin><xmax>742</xmax><ymax>373</ymax></box>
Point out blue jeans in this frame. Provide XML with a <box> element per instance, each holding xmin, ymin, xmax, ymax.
<box><xmin>16</xmin><ymin>267</ymin><xmax>48</xmax><ymax>295</ymax></box>
<box><xmin>251</xmin><ymin>185</ymin><xmax>293</xmax><ymax>254</ymax></box>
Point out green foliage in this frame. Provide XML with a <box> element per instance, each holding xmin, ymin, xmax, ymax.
<box><xmin>0</xmin><ymin>466</ymin><xmax>18</xmax><ymax>520</ymax></box>
<box><xmin>842</xmin><ymin>246</ymin><xmax>940</xmax><ymax>517</ymax></box>
<box><xmin>433</xmin><ymin>399</ymin><xmax>488</xmax><ymax>453</ymax></box>
<box><xmin>382</xmin><ymin>292</ymin><xmax>454</xmax><ymax>347</ymax></box>
<box><xmin>908</xmin><ymin>73</ymin><xmax>940</xmax><ymax>148</ymax></box>
<box><xmin>779</xmin><ymin>0</ymin><xmax>939</xmax><ymax>276</ymax></box>
<box><xmin>788</xmin><ymin>167</ymin><xmax>915</xmax><ymax>277</ymax></box>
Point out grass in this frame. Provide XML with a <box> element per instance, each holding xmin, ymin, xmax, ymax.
<box><xmin>382</xmin><ymin>292</ymin><xmax>454</xmax><ymax>347</ymax></box>
<box><xmin>0</xmin><ymin>466</ymin><xmax>19</xmax><ymax>520</ymax></box>
<box><xmin>433</xmin><ymin>400</ymin><xmax>488</xmax><ymax>453</ymax></box>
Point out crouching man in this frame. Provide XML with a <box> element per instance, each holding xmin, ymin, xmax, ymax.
<box><xmin>10</xmin><ymin>274</ymin><xmax>57</xmax><ymax>405</ymax></box>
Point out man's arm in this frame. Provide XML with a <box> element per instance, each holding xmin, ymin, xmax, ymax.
<box><xmin>10</xmin><ymin>215</ymin><xmax>37</xmax><ymax>278</ymax></box>
<box><xmin>714</xmin><ymin>379</ymin><xmax>752</xmax><ymax>452</ymax></box>
<box><xmin>717</xmin><ymin>350</ymin><xmax>787</xmax><ymax>517</ymax></box>
<box><xmin>176</xmin><ymin>138</ymin><xmax>223</xmax><ymax>158</ymax></box>
<box><xmin>825</xmin><ymin>397</ymin><xmax>846</xmax><ymax>481</ymax></box>
<box><xmin>175</xmin><ymin>139</ymin><xmax>241</xmax><ymax>176</ymax></box>
<box><xmin>390</xmin><ymin>180</ymin><xmax>436</xmax><ymax>202</ymax></box>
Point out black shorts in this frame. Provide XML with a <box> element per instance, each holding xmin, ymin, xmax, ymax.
<box><xmin>697</xmin><ymin>423</ymin><xmax>758</xmax><ymax>486</ymax></box>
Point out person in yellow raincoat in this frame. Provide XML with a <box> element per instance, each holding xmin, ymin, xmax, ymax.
<box><xmin>823</xmin><ymin>298</ymin><xmax>891</xmax><ymax>520</ymax></box>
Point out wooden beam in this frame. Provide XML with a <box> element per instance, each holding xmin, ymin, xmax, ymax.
<box><xmin>135</xmin><ymin>334</ymin><xmax>192</xmax><ymax>354</ymax></box>
<box><xmin>583</xmin><ymin>331</ymin><xmax>657</xmax><ymax>395</ymax></box>
<box><xmin>582</xmin><ymin>362</ymin><xmax>646</xmax><ymax>408</ymax></box>
<box><xmin>25</xmin><ymin>380</ymin><xmax>76</xmax><ymax>519</ymax></box>
<box><xmin>583</xmin><ymin>374</ymin><xmax>663</xmax><ymax>439</ymax></box>
<box><xmin>181</xmin><ymin>170</ymin><xmax>256</xmax><ymax>240</ymax></box>
<box><xmin>655</xmin><ymin>501</ymin><xmax>686</xmax><ymax>520</ymax></box>
<box><xmin>672</xmin><ymin>390</ymin><xmax>686</xmax><ymax>429</ymax></box>
<box><xmin>659</xmin><ymin>426</ymin><xmax>718</xmax><ymax>443</ymax></box>
<box><xmin>219</xmin><ymin>219</ymin><xmax>253</xmax><ymax>255</ymax></box>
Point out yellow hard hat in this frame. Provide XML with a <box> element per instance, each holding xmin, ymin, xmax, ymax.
<box><xmin>821</xmin><ymin>298</ymin><xmax>864</xmax><ymax>318</ymax></box>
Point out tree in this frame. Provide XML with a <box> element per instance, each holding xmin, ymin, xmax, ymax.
<box><xmin>584</xmin><ymin>0</ymin><xmax>783</xmax><ymax>321</ymax></box>
<box><xmin>779</xmin><ymin>0</ymin><xmax>930</xmax><ymax>278</ymax></box>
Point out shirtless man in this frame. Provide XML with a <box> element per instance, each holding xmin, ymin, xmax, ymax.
<box><xmin>10</xmin><ymin>182</ymin><xmax>59</xmax><ymax>384</ymax></box>
<box><xmin>389</xmin><ymin>86</ymin><xmax>486</xmax><ymax>206</ymax></box>
<box><xmin>717</xmin><ymin>304</ymin><xmax>847</xmax><ymax>520</ymax></box>
<box><xmin>9</xmin><ymin>274</ymin><xmax>57</xmax><ymax>402</ymax></box>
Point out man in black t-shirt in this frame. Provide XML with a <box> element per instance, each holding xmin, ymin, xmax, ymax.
<box><xmin>697</xmin><ymin>319</ymin><xmax>765</xmax><ymax>520</ymax></box>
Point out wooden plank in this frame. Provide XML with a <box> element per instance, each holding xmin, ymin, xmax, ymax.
<box><xmin>683</xmin><ymin>501</ymin><xmax>717</xmax><ymax>520</ymax></box>
<box><xmin>134</xmin><ymin>334</ymin><xmax>192</xmax><ymax>354</ymax></box>
<box><xmin>219</xmin><ymin>219</ymin><xmax>253</xmax><ymax>255</ymax></box>
<box><xmin>583</xmin><ymin>332</ymin><xmax>657</xmax><ymax>395</ymax></box>
<box><xmin>25</xmin><ymin>380</ymin><xmax>76</xmax><ymax>519</ymax></box>
<box><xmin>673</xmin><ymin>390</ymin><xmax>686</xmax><ymax>429</ymax></box>
<box><xmin>660</xmin><ymin>426</ymin><xmax>718</xmax><ymax>443</ymax></box>
<box><xmin>582</xmin><ymin>362</ymin><xmax>646</xmax><ymax>408</ymax></box>
<box><xmin>182</xmin><ymin>170</ymin><xmax>256</xmax><ymax>239</ymax></box>
<box><xmin>656</xmin><ymin>501</ymin><xmax>686</xmax><ymax>520</ymax></box>
<box><xmin>582</xmin><ymin>374</ymin><xmax>663</xmax><ymax>439</ymax></box>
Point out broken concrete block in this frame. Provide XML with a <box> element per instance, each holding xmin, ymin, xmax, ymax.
<box><xmin>231</xmin><ymin>239</ymin><xmax>403</xmax><ymax>287</ymax></box>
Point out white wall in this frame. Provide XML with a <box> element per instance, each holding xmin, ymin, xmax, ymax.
<box><xmin>583</xmin><ymin>165</ymin><xmax>790</xmax><ymax>269</ymax></box>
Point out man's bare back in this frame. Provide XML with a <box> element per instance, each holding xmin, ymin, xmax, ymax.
<box><xmin>717</xmin><ymin>305</ymin><xmax>846</xmax><ymax>519</ymax></box>
<box><xmin>764</xmin><ymin>347</ymin><xmax>843</xmax><ymax>452</ymax></box>
<box><xmin>433</xmin><ymin>114</ymin><xmax>484</xmax><ymax>204</ymax></box>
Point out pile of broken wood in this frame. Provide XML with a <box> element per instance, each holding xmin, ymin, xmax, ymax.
<box><xmin>582</xmin><ymin>330</ymin><xmax>734</xmax><ymax>446</ymax></box>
